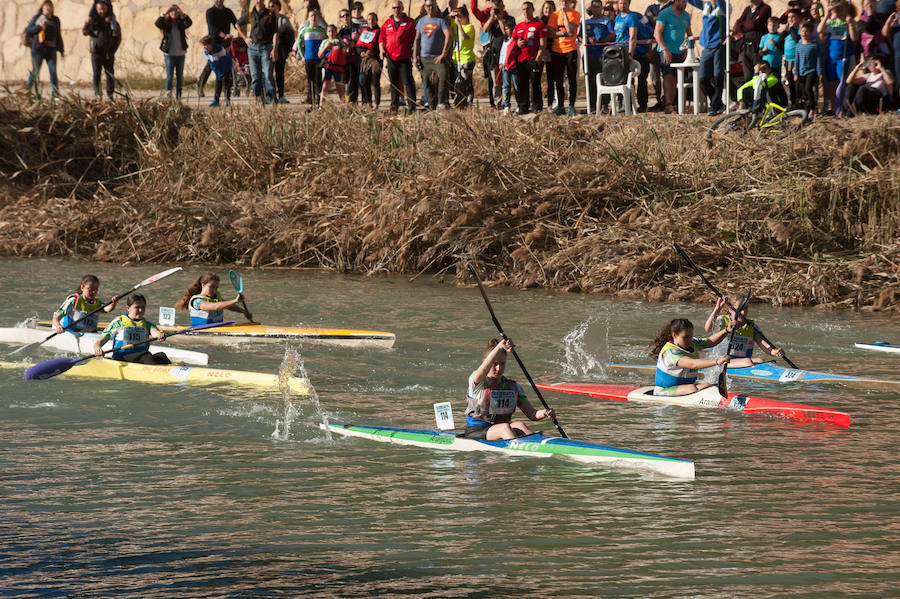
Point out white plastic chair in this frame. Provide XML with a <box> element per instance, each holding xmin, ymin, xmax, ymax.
<box><xmin>595</xmin><ymin>61</ymin><xmax>641</xmax><ymax>115</ymax></box>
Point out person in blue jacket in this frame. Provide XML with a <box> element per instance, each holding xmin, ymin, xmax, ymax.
<box><xmin>688</xmin><ymin>0</ymin><xmax>728</xmax><ymax>114</ymax></box>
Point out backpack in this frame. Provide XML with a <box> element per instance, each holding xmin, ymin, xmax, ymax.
<box><xmin>325</xmin><ymin>41</ymin><xmax>347</xmax><ymax>72</ymax></box>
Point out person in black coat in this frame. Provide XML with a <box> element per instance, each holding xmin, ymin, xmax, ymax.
<box><xmin>83</xmin><ymin>1</ymin><xmax>120</xmax><ymax>98</ymax></box>
<box><xmin>155</xmin><ymin>4</ymin><xmax>193</xmax><ymax>98</ymax></box>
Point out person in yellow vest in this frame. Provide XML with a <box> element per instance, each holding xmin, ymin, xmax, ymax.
<box><xmin>176</xmin><ymin>272</ymin><xmax>250</xmax><ymax>326</ymax></box>
<box><xmin>459</xmin><ymin>338</ymin><xmax>556</xmax><ymax>440</ymax></box>
<box><xmin>704</xmin><ymin>294</ymin><xmax>785</xmax><ymax>367</ymax></box>
<box><xmin>51</xmin><ymin>274</ymin><xmax>119</xmax><ymax>334</ymax></box>
<box><xmin>93</xmin><ymin>293</ymin><xmax>170</xmax><ymax>364</ymax></box>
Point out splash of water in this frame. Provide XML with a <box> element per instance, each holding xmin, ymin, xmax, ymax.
<box><xmin>701</xmin><ymin>315</ymin><xmax>727</xmax><ymax>384</ymax></box>
<box><xmin>273</xmin><ymin>345</ymin><xmax>331</xmax><ymax>441</ymax></box>
<box><xmin>560</xmin><ymin>316</ymin><xmax>606</xmax><ymax>378</ymax></box>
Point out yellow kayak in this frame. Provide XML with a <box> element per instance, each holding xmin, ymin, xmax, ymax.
<box><xmin>35</xmin><ymin>321</ymin><xmax>395</xmax><ymax>349</ymax></box>
<box><xmin>2</xmin><ymin>359</ymin><xmax>309</xmax><ymax>395</ymax></box>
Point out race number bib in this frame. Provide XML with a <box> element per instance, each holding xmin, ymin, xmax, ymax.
<box><xmin>359</xmin><ymin>30</ymin><xmax>375</xmax><ymax>44</ymax></box>
<box><xmin>122</xmin><ymin>326</ymin><xmax>146</xmax><ymax>344</ymax></box>
<box><xmin>729</xmin><ymin>335</ymin><xmax>752</xmax><ymax>358</ymax></box>
<box><xmin>487</xmin><ymin>389</ymin><xmax>517</xmax><ymax>415</ymax></box>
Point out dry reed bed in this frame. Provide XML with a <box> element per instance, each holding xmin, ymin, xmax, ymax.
<box><xmin>0</xmin><ymin>94</ymin><xmax>897</xmax><ymax>310</ymax></box>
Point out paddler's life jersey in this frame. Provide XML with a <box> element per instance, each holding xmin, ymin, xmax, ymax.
<box><xmin>466</xmin><ymin>373</ymin><xmax>526</xmax><ymax>426</ymax></box>
<box><xmin>655</xmin><ymin>339</ymin><xmax>709</xmax><ymax>388</ymax></box>
<box><xmin>101</xmin><ymin>314</ymin><xmax>154</xmax><ymax>359</ymax></box>
<box><xmin>189</xmin><ymin>293</ymin><xmax>224</xmax><ymax>326</ymax></box>
<box><xmin>55</xmin><ymin>294</ymin><xmax>105</xmax><ymax>332</ymax></box>
<box><xmin>723</xmin><ymin>315</ymin><xmax>760</xmax><ymax>358</ymax></box>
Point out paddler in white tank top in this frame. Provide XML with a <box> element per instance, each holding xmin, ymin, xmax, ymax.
<box><xmin>704</xmin><ymin>294</ymin><xmax>785</xmax><ymax>368</ymax></box>
<box><xmin>650</xmin><ymin>318</ymin><xmax>731</xmax><ymax>396</ymax></box>
<box><xmin>51</xmin><ymin>274</ymin><xmax>119</xmax><ymax>334</ymax></box>
<box><xmin>176</xmin><ymin>272</ymin><xmax>252</xmax><ymax>326</ymax></box>
<box><xmin>461</xmin><ymin>338</ymin><xmax>556</xmax><ymax>440</ymax></box>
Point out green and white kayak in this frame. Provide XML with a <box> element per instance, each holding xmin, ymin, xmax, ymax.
<box><xmin>322</xmin><ymin>423</ymin><xmax>695</xmax><ymax>480</ymax></box>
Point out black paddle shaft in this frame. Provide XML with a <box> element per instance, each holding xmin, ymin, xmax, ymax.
<box><xmin>673</xmin><ymin>243</ymin><xmax>799</xmax><ymax>369</ymax></box>
<box><xmin>718</xmin><ymin>290</ymin><xmax>752</xmax><ymax>397</ymax></box>
<box><xmin>467</xmin><ymin>264</ymin><xmax>568</xmax><ymax>438</ymax></box>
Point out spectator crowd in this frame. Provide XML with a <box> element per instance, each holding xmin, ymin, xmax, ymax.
<box><xmin>22</xmin><ymin>0</ymin><xmax>900</xmax><ymax>116</ymax></box>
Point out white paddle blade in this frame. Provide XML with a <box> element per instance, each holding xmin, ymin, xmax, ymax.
<box><xmin>135</xmin><ymin>267</ymin><xmax>183</xmax><ymax>289</ymax></box>
<box><xmin>433</xmin><ymin>402</ymin><xmax>455</xmax><ymax>430</ymax></box>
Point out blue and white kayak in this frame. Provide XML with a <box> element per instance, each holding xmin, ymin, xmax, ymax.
<box><xmin>854</xmin><ymin>342</ymin><xmax>900</xmax><ymax>355</ymax></box>
<box><xmin>322</xmin><ymin>423</ymin><xmax>695</xmax><ymax>480</ymax></box>
<box><xmin>606</xmin><ymin>362</ymin><xmax>900</xmax><ymax>390</ymax></box>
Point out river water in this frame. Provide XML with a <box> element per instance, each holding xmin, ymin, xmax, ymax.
<box><xmin>1</xmin><ymin>258</ymin><xmax>897</xmax><ymax>598</ymax></box>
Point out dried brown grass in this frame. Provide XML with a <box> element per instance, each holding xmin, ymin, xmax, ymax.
<box><xmin>0</xmin><ymin>93</ymin><xmax>897</xmax><ymax>310</ymax></box>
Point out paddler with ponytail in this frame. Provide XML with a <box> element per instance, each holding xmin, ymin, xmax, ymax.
<box><xmin>51</xmin><ymin>274</ymin><xmax>119</xmax><ymax>334</ymax></box>
<box><xmin>704</xmin><ymin>294</ymin><xmax>785</xmax><ymax>367</ymax></box>
<box><xmin>176</xmin><ymin>272</ymin><xmax>251</xmax><ymax>326</ymax></box>
<box><xmin>649</xmin><ymin>318</ymin><xmax>732</xmax><ymax>396</ymax></box>
<box><xmin>93</xmin><ymin>293</ymin><xmax>170</xmax><ymax>364</ymax></box>
<box><xmin>460</xmin><ymin>338</ymin><xmax>556</xmax><ymax>440</ymax></box>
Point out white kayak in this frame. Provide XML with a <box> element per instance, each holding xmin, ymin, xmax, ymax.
<box><xmin>0</xmin><ymin>327</ymin><xmax>209</xmax><ymax>366</ymax></box>
<box><xmin>854</xmin><ymin>342</ymin><xmax>900</xmax><ymax>355</ymax></box>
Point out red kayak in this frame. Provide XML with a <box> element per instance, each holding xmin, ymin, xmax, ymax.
<box><xmin>536</xmin><ymin>383</ymin><xmax>851</xmax><ymax>428</ymax></box>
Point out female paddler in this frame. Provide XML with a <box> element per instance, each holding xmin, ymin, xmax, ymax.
<box><xmin>175</xmin><ymin>272</ymin><xmax>251</xmax><ymax>326</ymax></box>
<box><xmin>704</xmin><ymin>295</ymin><xmax>785</xmax><ymax>367</ymax></box>
<box><xmin>649</xmin><ymin>318</ymin><xmax>731</xmax><ymax>396</ymax></box>
<box><xmin>93</xmin><ymin>293</ymin><xmax>170</xmax><ymax>364</ymax></box>
<box><xmin>51</xmin><ymin>274</ymin><xmax>119</xmax><ymax>334</ymax></box>
<box><xmin>460</xmin><ymin>338</ymin><xmax>556</xmax><ymax>440</ymax></box>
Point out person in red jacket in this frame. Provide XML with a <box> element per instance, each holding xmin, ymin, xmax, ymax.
<box><xmin>733</xmin><ymin>0</ymin><xmax>772</xmax><ymax>81</ymax></box>
<box><xmin>510</xmin><ymin>1</ymin><xmax>548</xmax><ymax>114</ymax></box>
<box><xmin>381</xmin><ymin>1</ymin><xmax>417</xmax><ymax>112</ymax></box>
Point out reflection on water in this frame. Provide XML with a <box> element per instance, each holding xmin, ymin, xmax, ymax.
<box><xmin>0</xmin><ymin>258</ymin><xmax>897</xmax><ymax>597</ymax></box>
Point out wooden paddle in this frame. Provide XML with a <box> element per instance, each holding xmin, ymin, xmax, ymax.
<box><xmin>228</xmin><ymin>270</ymin><xmax>254</xmax><ymax>322</ymax></box>
<box><xmin>12</xmin><ymin>267</ymin><xmax>183</xmax><ymax>356</ymax></box>
<box><xmin>718</xmin><ymin>290</ymin><xmax>752</xmax><ymax>398</ymax></box>
<box><xmin>673</xmin><ymin>242</ymin><xmax>799</xmax><ymax>369</ymax></box>
<box><xmin>467</xmin><ymin>263</ymin><xmax>567</xmax><ymax>438</ymax></box>
<box><xmin>23</xmin><ymin>321</ymin><xmax>232</xmax><ymax>381</ymax></box>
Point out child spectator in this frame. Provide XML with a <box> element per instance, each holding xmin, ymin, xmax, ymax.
<box><xmin>357</xmin><ymin>12</ymin><xmax>382</xmax><ymax>108</ymax></box>
<box><xmin>759</xmin><ymin>17</ymin><xmax>783</xmax><ymax>77</ymax></box>
<box><xmin>83</xmin><ymin>0</ymin><xmax>120</xmax><ymax>99</ymax></box>
<box><xmin>294</xmin><ymin>9</ymin><xmax>326</xmax><ymax>106</ymax></box>
<box><xmin>497</xmin><ymin>13</ymin><xmax>517</xmax><ymax>112</ymax></box>
<box><xmin>736</xmin><ymin>61</ymin><xmax>788</xmax><ymax>111</ymax></box>
<box><xmin>319</xmin><ymin>24</ymin><xmax>348</xmax><ymax>105</ymax></box>
<box><xmin>818</xmin><ymin>1</ymin><xmax>857</xmax><ymax>114</ymax></box>
<box><xmin>780</xmin><ymin>9</ymin><xmax>802</xmax><ymax>107</ymax></box>
<box><xmin>201</xmin><ymin>34</ymin><xmax>234</xmax><ymax>106</ymax></box>
<box><xmin>795</xmin><ymin>20</ymin><xmax>822</xmax><ymax>115</ymax></box>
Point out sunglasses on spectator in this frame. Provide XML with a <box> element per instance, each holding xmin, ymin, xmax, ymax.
<box><xmin>340</xmin><ymin>12</ymin><xmax>349</xmax><ymax>16</ymax></box>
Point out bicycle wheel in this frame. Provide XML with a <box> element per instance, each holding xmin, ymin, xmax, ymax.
<box><xmin>706</xmin><ymin>110</ymin><xmax>754</xmax><ymax>141</ymax></box>
<box><xmin>759</xmin><ymin>109</ymin><xmax>808</xmax><ymax>140</ymax></box>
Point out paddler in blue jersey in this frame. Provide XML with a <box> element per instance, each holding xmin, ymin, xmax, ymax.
<box><xmin>176</xmin><ymin>272</ymin><xmax>251</xmax><ymax>326</ymax></box>
<box><xmin>460</xmin><ymin>338</ymin><xmax>556</xmax><ymax>440</ymax></box>
<box><xmin>51</xmin><ymin>274</ymin><xmax>119</xmax><ymax>333</ymax></box>
<box><xmin>649</xmin><ymin>318</ymin><xmax>732</xmax><ymax>396</ymax></box>
<box><xmin>704</xmin><ymin>294</ymin><xmax>785</xmax><ymax>367</ymax></box>
<box><xmin>93</xmin><ymin>293</ymin><xmax>170</xmax><ymax>364</ymax></box>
